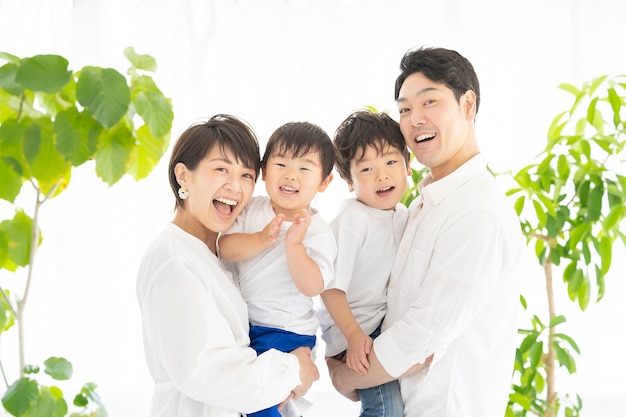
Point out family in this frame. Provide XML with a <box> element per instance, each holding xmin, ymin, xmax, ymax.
<box><xmin>135</xmin><ymin>46</ymin><xmax>525</xmax><ymax>417</ymax></box>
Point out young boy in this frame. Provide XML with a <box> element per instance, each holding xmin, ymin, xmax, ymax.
<box><xmin>318</xmin><ymin>110</ymin><xmax>411</xmax><ymax>417</ymax></box>
<box><xmin>219</xmin><ymin>121</ymin><xmax>337</xmax><ymax>417</ymax></box>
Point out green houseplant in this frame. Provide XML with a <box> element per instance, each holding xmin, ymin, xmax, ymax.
<box><xmin>505</xmin><ymin>75</ymin><xmax>626</xmax><ymax>417</ymax></box>
<box><xmin>0</xmin><ymin>47</ymin><xmax>173</xmax><ymax>416</ymax></box>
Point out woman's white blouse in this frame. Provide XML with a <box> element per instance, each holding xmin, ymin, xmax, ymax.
<box><xmin>136</xmin><ymin>223</ymin><xmax>301</xmax><ymax>417</ymax></box>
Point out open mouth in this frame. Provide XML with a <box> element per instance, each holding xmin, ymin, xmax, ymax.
<box><xmin>214</xmin><ymin>197</ymin><xmax>237</xmax><ymax>215</ymax></box>
<box><xmin>279</xmin><ymin>185</ymin><xmax>298</xmax><ymax>195</ymax></box>
<box><xmin>376</xmin><ymin>186</ymin><xmax>395</xmax><ymax>196</ymax></box>
<box><xmin>415</xmin><ymin>132</ymin><xmax>436</xmax><ymax>143</ymax></box>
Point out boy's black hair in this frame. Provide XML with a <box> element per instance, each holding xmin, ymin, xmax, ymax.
<box><xmin>263</xmin><ymin>121</ymin><xmax>335</xmax><ymax>179</ymax></box>
<box><xmin>333</xmin><ymin>109</ymin><xmax>409</xmax><ymax>183</ymax></box>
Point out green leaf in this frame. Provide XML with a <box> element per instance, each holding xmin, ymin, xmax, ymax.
<box><xmin>133</xmin><ymin>90</ymin><xmax>173</xmax><ymax>138</ymax></box>
<box><xmin>607</xmin><ymin>87</ymin><xmax>621</xmax><ymax>127</ymax></box>
<box><xmin>0</xmin><ymin>210</ymin><xmax>36</xmax><ymax>271</ymax></box>
<box><xmin>0</xmin><ymin>158</ymin><xmax>23</xmax><ymax>203</ymax></box>
<box><xmin>0</xmin><ymin>287</ymin><xmax>15</xmax><ymax>332</ymax></box>
<box><xmin>94</xmin><ymin>124</ymin><xmax>134</xmax><ymax>185</ymax></box>
<box><xmin>54</xmin><ymin>108</ymin><xmax>102</xmax><ymax>166</ymax></box>
<box><xmin>549</xmin><ymin>315</ymin><xmax>566</xmax><ymax>328</ymax></box>
<box><xmin>124</xmin><ymin>47</ymin><xmax>157</xmax><ymax>72</ymax></box>
<box><xmin>22</xmin><ymin>386</ymin><xmax>68</xmax><ymax>417</ymax></box>
<box><xmin>1</xmin><ymin>377</ymin><xmax>38</xmax><ymax>416</ymax></box>
<box><xmin>558</xmin><ymin>83</ymin><xmax>581</xmax><ymax>97</ymax></box>
<box><xmin>15</xmin><ymin>55</ymin><xmax>72</xmax><ymax>93</ymax></box>
<box><xmin>519</xmin><ymin>294</ymin><xmax>527</xmax><ymax>309</ymax></box>
<box><xmin>598</xmin><ymin>236</ymin><xmax>612</xmax><ymax>275</ymax></box>
<box><xmin>603</xmin><ymin>204</ymin><xmax>623</xmax><ymax>230</ymax></box>
<box><xmin>128</xmin><ymin>124</ymin><xmax>168</xmax><ymax>181</ymax></box>
<box><xmin>44</xmin><ymin>357</ymin><xmax>73</xmax><ymax>380</ymax></box>
<box><xmin>586</xmin><ymin>183</ymin><xmax>603</xmax><ymax>221</ymax></box>
<box><xmin>568</xmin><ymin>223</ymin><xmax>589</xmax><ymax>249</ymax></box>
<box><xmin>532</xmin><ymin>199</ymin><xmax>547</xmax><ymax>226</ymax></box>
<box><xmin>23</xmin><ymin>364</ymin><xmax>40</xmax><ymax>374</ymax></box>
<box><xmin>555</xmin><ymin>333</ymin><xmax>581</xmax><ymax>354</ymax></box>
<box><xmin>22</xmin><ymin>118</ymin><xmax>71</xmax><ymax>193</ymax></box>
<box><xmin>557</xmin><ymin>154</ymin><xmax>570</xmax><ymax>181</ymax></box>
<box><xmin>76</xmin><ymin>67</ymin><xmax>130</xmax><ymax>129</ymax></box>
<box><xmin>577</xmin><ymin>276</ymin><xmax>591</xmax><ymax>310</ymax></box>
<box><xmin>553</xmin><ymin>342</ymin><xmax>576</xmax><ymax>373</ymax></box>
<box><xmin>0</xmin><ymin>63</ymin><xmax>24</xmax><ymax>95</ymax></box>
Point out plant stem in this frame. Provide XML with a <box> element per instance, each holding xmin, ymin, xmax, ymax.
<box><xmin>544</xmin><ymin>254</ymin><xmax>557</xmax><ymax>417</ymax></box>
<box><xmin>16</xmin><ymin>186</ymin><xmax>44</xmax><ymax>377</ymax></box>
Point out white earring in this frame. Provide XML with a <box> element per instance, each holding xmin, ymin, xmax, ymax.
<box><xmin>178</xmin><ymin>187</ymin><xmax>189</xmax><ymax>200</ymax></box>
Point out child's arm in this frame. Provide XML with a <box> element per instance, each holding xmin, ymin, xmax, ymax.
<box><xmin>219</xmin><ymin>214</ymin><xmax>284</xmax><ymax>262</ymax></box>
<box><xmin>320</xmin><ymin>288</ymin><xmax>371</xmax><ymax>375</ymax></box>
<box><xmin>284</xmin><ymin>208</ymin><xmax>325</xmax><ymax>297</ymax></box>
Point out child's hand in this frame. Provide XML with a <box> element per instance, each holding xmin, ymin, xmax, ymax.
<box><xmin>260</xmin><ymin>213</ymin><xmax>284</xmax><ymax>249</ymax></box>
<box><xmin>345</xmin><ymin>332</ymin><xmax>372</xmax><ymax>375</ymax></box>
<box><xmin>285</xmin><ymin>208</ymin><xmax>311</xmax><ymax>244</ymax></box>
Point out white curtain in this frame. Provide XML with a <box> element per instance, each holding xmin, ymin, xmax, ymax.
<box><xmin>1</xmin><ymin>0</ymin><xmax>624</xmax><ymax>415</ymax></box>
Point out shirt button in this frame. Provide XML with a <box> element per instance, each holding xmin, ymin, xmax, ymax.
<box><xmin>399</xmin><ymin>247</ymin><xmax>408</xmax><ymax>255</ymax></box>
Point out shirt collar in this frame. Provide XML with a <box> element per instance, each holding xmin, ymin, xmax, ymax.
<box><xmin>418</xmin><ymin>153</ymin><xmax>486</xmax><ymax>206</ymax></box>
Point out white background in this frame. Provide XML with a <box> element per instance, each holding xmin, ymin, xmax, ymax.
<box><xmin>0</xmin><ymin>0</ymin><xmax>625</xmax><ymax>415</ymax></box>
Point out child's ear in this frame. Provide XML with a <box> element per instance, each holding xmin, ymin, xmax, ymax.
<box><xmin>261</xmin><ymin>165</ymin><xmax>267</xmax><ymax>182</ymax></box>
<box><xmin>318</xmin><ymin>172</ymin><xmax>333</xmax><ymax>192</ymax></box>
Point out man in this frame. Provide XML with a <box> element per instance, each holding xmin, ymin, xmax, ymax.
<box><xmin>327</xmin><ymin>46</ymin><xmax>524</xmax><ymax>416</ymax></box>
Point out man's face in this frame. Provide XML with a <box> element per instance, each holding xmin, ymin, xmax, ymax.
<box><xmin>397</xmin><ymin>72</ymin><xmax>476</xmax><ymax>180</ymax></box>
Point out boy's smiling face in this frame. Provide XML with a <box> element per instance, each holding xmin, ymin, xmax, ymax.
<box><xmin>262</xmin><ymin>150</ymin><xmax>332</xmax><ymax>220</ymax></box>
<box><xmin>348</xmin><ymin>144</ymin><xmax>410</xmax><ymax>211</ymax></box>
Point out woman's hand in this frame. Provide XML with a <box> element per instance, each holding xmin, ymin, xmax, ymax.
<box><xmin>290</xmin><ymin>346</ymin><xmax>319</xmax><ymax>398</ymax></box>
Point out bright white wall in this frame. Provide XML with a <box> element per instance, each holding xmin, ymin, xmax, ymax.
<box><xmin>0</xmin><ymin>0</ymin><xmax>624</xmax><ymax>416</ymax></box>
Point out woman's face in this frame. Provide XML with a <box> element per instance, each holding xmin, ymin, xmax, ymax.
<box><xmin>176</xmin><ymin>144</ymin><xmax>257</xmax><ymax>237</ymax></box>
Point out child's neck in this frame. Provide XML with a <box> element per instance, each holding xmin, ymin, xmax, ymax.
<box><xmin>270</xmin><ymin>202</ymin><xmax>311</xmax><ymax>222</ymax></box>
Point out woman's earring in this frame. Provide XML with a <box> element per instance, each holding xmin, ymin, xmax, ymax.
<box><xmin>178</xmin><ymin>186</ymin><xmax>189</xmax><ymax>200</ymax></box>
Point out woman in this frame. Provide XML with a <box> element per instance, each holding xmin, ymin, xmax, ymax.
<box><xmin>136</xmin><ymin>114</ymin><xmax>319</xmax><ymax>417</ymax></box>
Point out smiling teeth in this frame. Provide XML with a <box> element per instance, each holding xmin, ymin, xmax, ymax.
<box><xmin>416</xmin><ymin>133</ymin><xmax>435</xmax><ymax>142</ymax></box>
<box><xmin>215</xmin><ymin>197</ymin><xmax>237</xmax><ymax>206</ymax></box>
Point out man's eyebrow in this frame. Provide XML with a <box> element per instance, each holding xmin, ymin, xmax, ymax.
<box><xmin>397</xmin><ymin>86</ymin><xmax>439</xmax><ymax>103</ymax></box>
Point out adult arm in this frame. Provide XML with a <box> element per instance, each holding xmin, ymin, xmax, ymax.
<box><xmin>140</xmin><ymin>257</ymin><xmax>306</xmax><ymax>413</ymax></box>
<box><xmin>326</xmin><ymin>346</ymin><xmax>432</xmax><ymax>401</ymax></box>
<box><xmin>375</xmin><ymin>210</ymin><xmax>509</xmax><ymax>377</ymax></box>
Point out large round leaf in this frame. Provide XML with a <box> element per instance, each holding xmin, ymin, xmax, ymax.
<box><xmin>124</xmin><ymin>46</ymin><xmax>157</xmax><ymax>71</ymax></box>
<box><xmin>1</xmin><ymin>377</ymin><xmax>38</xmax><ymax>416</ymax></box>
<box><xmin>54</xmin><ymin>108</ymin><xmax>102</xmax><ymax>166</ymax></box>
<box><xmin>0</xmin><ymin>158</ymin><xmax>23</xmax><ymax>203</ymax></box>
<box><xmin>128</xmin><ymin>124</ymin><xmax>169</xmax><ymax>181</ymax></box>
<box><xmin>22</xmin><ymin>118</ymin><xmax>71</xmax><ymax>192</ymax></box>
<box><xmin>0</xmin><ymin>63</ymin><xmax>23</xmax><ymax>95</ymax></box>
<box><xmin>94</xmin><ymin>123</ymin><xmax>134</xmax><ymax>185</ymax></box>
<box><xmin>133</xmin><ymin>90</ymin><xmax>173</xmax><ymax>138</ymax></box>
<box><xmin>44</xmin><ymin>357</ymin><xmax>73</xmax><ymax>381</ymax></box>
<box><xmin>0</xmin><ymin>210</ymin><xmax>37</xmax><ymax>272</ymax></box>
<box><xmin>15</xmin><ymin>55</ymin><xmax>72</xmax><ymax>94</ymax></box>
<box><xmin>76</xmin><ymin>67</ymin><xmax>130</xmax><ymax>129</ymax></box>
